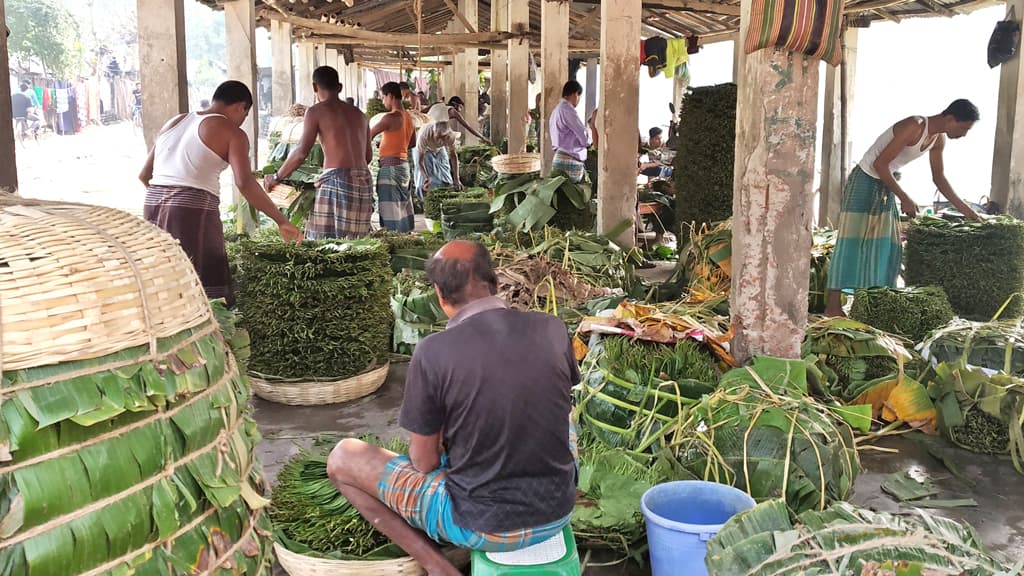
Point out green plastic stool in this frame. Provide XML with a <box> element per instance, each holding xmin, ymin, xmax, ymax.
<box><xmin>470</xmin><ymin>524</ymin><xmax>581</xmax><ymax>575</ymax></box>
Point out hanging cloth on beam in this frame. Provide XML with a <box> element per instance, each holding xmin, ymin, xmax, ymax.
<box><xmin>661</xmin><ymin>38</ymin><xmax>690</xmax><ymax>79</ymax></box>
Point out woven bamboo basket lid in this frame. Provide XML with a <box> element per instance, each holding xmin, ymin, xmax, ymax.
<box><xmin>490</xmin><ymin>153</ymin><xmax>541</xmax><ymax>175</ymax></box>
<box><xmin>268</xmin><ymin>182</ymin><xmax>302</xmax><ymax>208</ymax></box>
<box><xmin>278</xmin><ymin>119</ymin><xmax>306</xmax><ymax>145</ymax></box>
<box><xmin>0</xmin><ymin>193</ymin><xmax>211</xmax><ymax>371</ymax></box>
<box><xmin>275</xmin><ymin>542</ymin><xmax>470</xmax><ymax>576</ymax></box>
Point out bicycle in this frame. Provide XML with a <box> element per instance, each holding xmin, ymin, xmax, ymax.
<box><xmin>13</xmin><ymin>117</ymin><xmax>39</xmax><ymax>146</ymax></box>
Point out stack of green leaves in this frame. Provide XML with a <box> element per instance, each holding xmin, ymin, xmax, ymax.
<box><xmin>211</xmin><ymin>298</ymin><xmax>252</xmax><ymax>367</ymax></box>
<box><xmin>706</xmin><ymin>498</ymin><xmax>1012</xmax><ymax>575</ymax></box>
<box><xmin>441</xmin><ymin>197</ymin><xmax>494</xmax><ymax>240</ymax></box>
<box><xmin>802</xmin><ymin>318</ymin><xmax>912</xmax><ymax>402</ymax></box>
<box><xmin>424</xmin><ymin>187</ymin><xmax>488</xmax><ymax>222</ymax></box>
<box><xmin>515</xmin><ymin>225</ymin><xmax>643</xmax><ymax>291</ymax></box>
<box><xmin>369</xmin><ymin>230</ymin><xmax>445</xmax><ymax>273</ymax></box>
<box><xmin>905</xmin><ymin>215</ymin><xmax>1024</xmax><ymax>320</ymax></box>
<box><xmin>920</xmin><ymin>318</ymin><xmax>1024</xmax><ymax>376</ymax></box>
<box><xmin>850</xmin><ymin>286</ymin><xmax>954</xmax><ymax>342</ymax></box>
<box><xmin>233</xmin><ymin>238</ymin><xmax>393</xmax><ymax>380</ymax></box>
<box><xmin>808</xmin><ymin>229</ymin><xmax>837</xmax><ymax>314</ymax></box>
<box><xmin>391</xmin><ymin>271</ymin><xmax>447</xmax><ymax>355</ymax></box>
<box><xmin>457</xmin><ymin>144</ymin><xmax>499</xmax><ymax>188</ymax></box>
<box><xmin>673</xmin><ymin>358</ymin><xmax>861</xmax><ymax>513</ymax></box>
<box><xmin>0</xmin><ymin>318</ymin><xmax>273</xmax><ymax>575</ymax></box>
<box><xmin>576</xmin><ymin>336</ymin><xmax>719</xmax><ymax>452</ymax></box>
<box><xmin>674</xmin><ymin>83</ymin><xmax>737</xmax><ymax>229</ymax></box>
<box><xmin>271</xmin><ymin>437</ymin><xmax>409</xmax><ymax>560</ymax></box>
<box><xmin>364</xmin><ymin>98</ymin><xmax>386</xmax><ymax>119</ymax></box>
<box><xmin>489</xmin><ymin>174</ymin><xmax>595</xmax><ymax>234</ymax></box>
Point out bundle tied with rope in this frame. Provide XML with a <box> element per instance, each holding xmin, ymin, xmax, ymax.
<box><xmin>0</xmin><ymin>196</ymin><xmax>272</xmax><ymax>575</ymax></box>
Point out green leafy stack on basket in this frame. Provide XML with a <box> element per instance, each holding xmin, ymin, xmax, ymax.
<box><xmin>271</xmin><ymin>437</ymin><xmax>409</xmax><ymax>560</ymax></box>
<box><xmin>674</xmin><ymin>83</ymin><xmax>737</xmax><ymax>229</ymax></box>
<box><xmin>705</xmin><ymin>498</ymin><xmax>1013</xmax><ymax>575</ymax></box>
<box><xmin>850</xmin><ymin>286</ymin><xmax>954</xmax><ymax>342</ymax></box>
<box><xmin>424</xmin><ymin>187</ymin><xmax>488</xmax><ymax>222</ymax></box>
<box><xmin>490</xmin><ymin>174</ymin><xmax>595</xmax><ymax>234</ymax></box>
<box><xmin>234</xmin><ymin>238</ymin><xmax>393</xmax><ymax>381</ymax></box>
<box><xmin>905</xmin><ymin>215</ymin><xmax>1024</xmax><ymax>320</ymax></box>
<box><xmin>577</xmin><ymin>336</ymin><xmax>719</xmax><ymax>451</ymax></box>
<box><xmin>458</xmin><ymin>144</ymin><xmax>499</xmax><ymax>188</ymax></box>
<box><xmin>441</xmin><ymin>197</ymin><xmax>494</xmax><ymax>240</ymax></box>
<box><xmin>365</xmin><ymin>98</ymin><xmax>387</xmax><ymax>119</ymax></box>
<box><xmin>919</xmin><ymin>318</ymin><xmax>1024</xmax><ymax>376</ymax></box>
<box><xmin>369</xmin><ymin>230</ymin><xmax>445</xmax><ymax>273</ymax></box>
<box><xmin>802</xmin><ymin>318</ymin><xmax>912</xmax><ymax>402</ymax></box>
<box><xmin>392</xmin><ymin>271</ymin><xmax>447</xmax><ymax>355</ymax></box>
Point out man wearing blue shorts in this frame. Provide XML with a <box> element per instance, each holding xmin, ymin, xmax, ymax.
<box><xmin>327</xmin><ymin>240</ymin><xmax>579</xmax><ymax>576</ymax></box>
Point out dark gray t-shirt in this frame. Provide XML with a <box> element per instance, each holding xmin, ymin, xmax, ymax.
<box><xmin>400</xmin><ymin>297</ymin><xmax>579</xmax><ymax>533</ymax></box>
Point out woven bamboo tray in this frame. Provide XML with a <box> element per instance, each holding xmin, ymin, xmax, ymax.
<box><xmin>268</xmin><ymin>182</ymin><xmax>302</xmax><ymax>208</ymax></box>
<box><xmin>249</xmin><ymin>363</ymin><xmax>389</xmax><ymax>405</ymax></box>
<box><xmin>490</xmin><ymin>153</ymin><xmax>541</xmax><ymax>175</ymax></box>
<box><xmin>275</xmin><ymin>543</ymin><xmax>470</xmax><ymax>576</ymax></box>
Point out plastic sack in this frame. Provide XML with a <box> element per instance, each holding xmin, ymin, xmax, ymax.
<box><xmin>988</xmin><ymin>7</ymin><xmax>1021</xmax><ymax>68</ymax></box>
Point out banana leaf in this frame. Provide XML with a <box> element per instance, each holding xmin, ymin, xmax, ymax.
<box><xmin>706</xmin><ymin>498</ymin><xmax>1014</xmax><ymax>575</ymax></box>
<box><xmin>919</xmin><ymin>318</ymin><xmax>1024</xmax><ymax>377</ymax></box>
<box><xmin>391</xmin><ymin>271</ymin><xmax>447</xmax><ymax>355</ymax></box>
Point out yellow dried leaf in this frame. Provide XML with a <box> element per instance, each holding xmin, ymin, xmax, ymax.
<box><xmin>573</xmin><ymin>335</ymin><xmax>589</xmax><ymax>362</ymax></box>
<box><xmin>883</xmin><ymin>377</ymin><xmax>937</xmax><ymax>428</ymax></box>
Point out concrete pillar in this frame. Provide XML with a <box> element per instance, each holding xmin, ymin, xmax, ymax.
<box><xmin>136</xmin><ymin>0</ymin><xmax>188</xmax><ymax>150</ymax></box>
<box><xmin>585</xmin><ymin>58</ymin><xmax>598</xmax><ymax>121</ymax></box>
<box><xmin>225</xmin><ymin>0</ymin><xmax>259</xmax><ymax>169</ymax></box>
<box><xmin>508</xmin><ymin>0</ymin><xmax>530</xmax><ymax>153</ymax></box>
<box><xmin>456</xmin><ymin>0</ymin><xmax>480</xmax><ymax>144</ymax></box>
<box><xmin>597</xmin><ymin>0</ymin><xmax>640</xmax><ymax>248</ymax></box>
<box><xmin>729</xmin><ymin>0</ymin><xmax>820</xmax><ymax>362</ymax></box>
<box><xmin>819</xmin><ymin>28</ymin><xmax>858</xmax><ymax>227</ymax></box>
<box><xmin>297</xmin><ymin>43</ymin><xmax>316</xmax><ymax>106</ymax></box>
<box><xmin>490</xmin><ymin>0</ymin><xmax>509</xmax><ymax>144</ymax></box>
<box><xmin>271</xmin><ymin>20</ymin><xmax>294</xmax><ymax>116</ymax></box>
<box><xmin>992</xmin><ymin>0</ymin><xmax>1024</xmax><ymax>217</ymax></box>
<box><xmin>541</xmin><ymin>0</ymin><xmax>569</xmax><ymax>174</ymax></box>
<box><xmin>0</xmin><ymin>0</ymin><xmax>18</xmax><ymax>192</ymax></box>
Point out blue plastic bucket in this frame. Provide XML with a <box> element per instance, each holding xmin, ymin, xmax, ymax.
<box><xmin>640</xmin><ymin>481</ymin><xmax>756</xmax><ymax>576</ymax></box>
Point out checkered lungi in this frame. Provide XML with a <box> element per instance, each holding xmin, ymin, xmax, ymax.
<box><xmin>376</xmin><ymin>157</ymin><xmax>415</xmax><ymax>232</ymax></box>
<box><xmin>552</xmin><ymin>150</ymin><xmax>586</xmax><ymax>183</ymax></box>
<box><xmin>306</xmin><ymin>167</ymin><xmax>374</xmax><ymax>240</ymax></box>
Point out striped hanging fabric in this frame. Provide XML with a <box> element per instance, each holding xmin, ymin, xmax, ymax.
<box><xmin>744</xmin><ymin>0</ymin><xmax>844</xmax><ymax>66</ymax></box>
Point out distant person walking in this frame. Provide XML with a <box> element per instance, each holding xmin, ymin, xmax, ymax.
<box><xmin>266</xmin><ymin>66</ymin><xmax>374</xmax><ymax>239</ymax></box>
<box><xmin>140</xmin><ymin>81</ymin><xmax>301</xmax><ymax>304</ymax></box>
<box><xmin>549</xmin><ymin>80</ymin><xmax>594</xmax><ymax>183</ymax></box>
<box><xmin>825</xmin><ymin>99</ymin><xmax>982</xmax><ymax>317</ymax></box>
<box><xmin>371</xmin><ymin>81</ymin><xmax>417</xmax><ymax>232</ymax></box>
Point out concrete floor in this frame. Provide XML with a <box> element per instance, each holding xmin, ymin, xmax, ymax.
<box><xmin>253</xmin><ymin>362</ymin><xmax>1024</xmax><ymax>575</ymax></box>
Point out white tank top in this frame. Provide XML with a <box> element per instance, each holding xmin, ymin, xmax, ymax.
<box><xmin>858</xmin><ymin>116</ymin><xmax>937</xmax><ymax>179</ymax></box>
<box><xmin>149</xmin><ymin>112</ymin><xmax>229</xmax><ymax>196</ymax></box>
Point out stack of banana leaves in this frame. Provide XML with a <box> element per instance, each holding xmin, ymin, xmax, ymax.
<box><xmin>919</xmin><ymin>318</ymin><xmax>1024</xmax><ymax>377</ymax></box>
<box><xmin>211</xmin><ymin>298</ymin><xmax>252</xmax><ymax>367</ymax></box>
<box><xmin>424</xmin><ymin>187</ymin><xmax>489</xmax><ymax>223</ymax></box>
<box><xmin>925</xmin><ymin>361</ymin><xmax>1024</xmax><ymax>472</ymax></box>
<box><xmin>670</xmin><ymin>357</ymin><xmax>862</xmax><ymax>514</ymax></box>
<box><xmin>271</xmin><ymin>436</ymin><xmax>410</xmax><ymax>560</ymax></box>
<box><xmin>458</xmin><ymin>144</ymin><xmax>499</xmax><ymax>188</ymax></box>
<box><xmin>441</xmin><ymin>197</ymin><xmax>494</xmax><ymax>240</ymax></box>
<box><xmin>391</xmin><ymin>271</ymin><xmax>447</xmax><ymax>355</ymax></box>
<box><xmin>705</xmin><ymin>498</ymin><xmax>1015</xmax><ymax>575</ymax></box>
<box><xmin>803</xmin><ymin>318</ymin><xmax>937</xmax><ymax>431</ymax></box>
<box><xmin>489</xmin><ymin>174</ymin><xmax>595</xmax><ymax>233</ymax></box>
<box><xmin>258</xmin><ymin>143</ymin><xmax>325</xmax><ymax>225</ymax></box>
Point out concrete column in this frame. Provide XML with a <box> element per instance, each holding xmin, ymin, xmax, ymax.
<box><xmin>541</xmin><ymin>0</ymin><xmax>569</xmax><ymax>174</ymax></box>
<box><xmin>225</xmin><ymin>0</ymin><xmax>259</xmax><ymax>169</ymax></box>
<box><xmin>136</xmin><ymin>0</ymin><xmax>188</xmax><ymax>150</ymax></box>
<box><xmin>732</xmin><ymin>39</ymin><xmax>741</xmax><ymax>83</ymax></box>
<box><xmin>508</xmin><ymin>0</ymin><xmax>530</xmax><ymax>153</ymax></box>
<box><xmin>296</xmin><ymin>43</ymin><xmax>316</xmax><ymax>105</ymax></box>
<box><xmin>490</xmin><ymin>0</ymin><xmax>509</xmax><ymax>144</ymax></box>
<box><xmin>597</xmin><ymin>0</ymin><xmax>640</xmax><ymax>248</ymax></box>
<box><xmin>585</xmin><ymin>57</ymin><xmax>598</xmax><ymax>121</ymax></box>
<box><xmin>271</xmin><ymin>20</ymin><xmax>294</xmax><ymax>116</ymax></box>
<box><xmin>992</xmin><ymin>0</ymin><xmax>1024</xmax><ymax>217</ymax></box>
<box><xmin>819</xmin><ymin>28</ymin><xmax>858</xmax><ymax>227</ymax></box>
<box><xmin>0</xmin><ymin>0</ymin><xmax>18</xmax><ymax>192</ymax></box>
<box><xmin>456</xmin><ymin>0</ymin><xmax>480</xmax><ymax>144</ymax></box>
<box><xmin>729</xmin><ymin>0</ymin><xmax>820</xmax><ymax>362</ymax></box>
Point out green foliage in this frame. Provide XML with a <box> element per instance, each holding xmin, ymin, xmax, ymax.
<box><xmin>458</xmin><ymin>145</ymin><xmax>499</xmax><ymax>188</ymax></box>
<box><xmin>6</xmin><ymin>0</ymin><xmax>83</xmax><ymax>78</ymax></box>
<box><xmin>674</xmin><ymin>83</ymin><xmax>737</xmax><ymax>230</ymax></box>
<box><xmin>233</xmin><ymin>238</ymin><xmax>393</xmax><ymax>379</ymax></box>
<box><xmin>424</xmin><ymin>187</ymin><xmax>488</xmax><ymax>222</ymax></box>
<box><xmin>391</xmin><ymin>271</ymin><xmax>447</xmax><ymax>355</ymax></box>
<box><xmin>365</xmin><ymin>98</ymin><xmax>387</xmax><ymax>118</ymax></box>
<box><xmin>920</xmin><ymin>318</ymin><xmax>1024</xmax><ymax>376</ymax></box>
<box><xmin>803</xmin><ymin>317</ymin><xmax>914</xmax><ymax>402</ymax></box>
<box><xmin>808</xmin><ymin>229</ymin><xmax>838</xmax><ymax>314</ymax></box>
<box><xmin>369</xmin><ymin>230</ymin><xmax>445</xmax><ymax>273</ymax></box>
<box><xmin>904</xmin><ymin>215</ymin><xmax>1024</xmax><ymax>320</ymax></box>
<box><xmin>490</xmin><ymin>174</ymin><xmax>595</xmax><ymax>234</ymax></box>
<box><xmin>850</xmin><ymin>286</ymin><xmax>954</xmax><ymax>342</ymax></box>
<box><xmin>441</xmin><ymin>198</ymin><xmax>494</xmax><ymax>240</ymax></box>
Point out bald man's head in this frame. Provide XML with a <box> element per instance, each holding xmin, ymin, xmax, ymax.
<box><xmin>426</xmin><ymin>241</ymin><xmax>498</xmax><ymax>306</ymax></box>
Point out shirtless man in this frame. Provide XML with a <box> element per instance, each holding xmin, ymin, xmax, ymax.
<box><xmin>266</xmin><ymin>66</ymin><xmax>373</xmax><ymax>239</ymax></box>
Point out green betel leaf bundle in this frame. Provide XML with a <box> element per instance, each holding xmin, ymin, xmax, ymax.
<box><xmin>706</xmin><ymin>498</ymin><xmax>1013</xmax><ymax>575</ymax></box>
<box><xmin>441</xmin><ymin>198</ymin><xmax>494</xmax><ymax>240</ymax></box>
<box><xmin>234</xmin><ymin>238</ymin><xmax>393</xmax><ymax>380</ymax></box>
<box><xmin>904</xmin><ymin>215</ymin><xmax>1024</xmax><ymax>320</ymax></box>
<box><xmin>919</xmin><ymin>318</ymin><xmax>1024</xmax><ymax>377</ymax></box>
<box><xmin>424</xmin><ymin>187</ymin><xmax>488</xmax><ymax>222</ymax></box>
<box><xmin>391</xmin><ymin>271</ymin><xmax>447</xmax><ymax>355</ymax></box>
<box><xmin>674</xmin><ymin>83</ymin><xmax>737</xmax><ymax>230</ymax></box>
<box><xmin>850</xmin><ymin>286</ymin><xmax>954</xmax><ymax>342</ymax></box>
<box><xmin>369</xmin><ymin>230</ymin><xmax>445</xmax><ymax>274</ymax></box>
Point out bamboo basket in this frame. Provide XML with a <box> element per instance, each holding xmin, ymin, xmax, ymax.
<box><xmin>268</xmin><ymin>182</ymin><xmax>302</xmax><ymax>208</ymax></box>
<box><xmin>249</xmin><ymin>363</ymin><xmax>389</xmax><ymax>405</ymax></box>
<box><xmin>275</xmin><ymin>542</ymin><xmax>470</xmax><ymax>576</ymax></box>
<box><xmin>490</xmin><ymin>153</ymin><xmax>541</xmax><ymax>175</ymax></box>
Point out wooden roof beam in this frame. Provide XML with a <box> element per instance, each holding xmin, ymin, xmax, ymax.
<box><xmin>574</xmin><ymin>0</ymin><xmax>740</xmax><ymax>17</ymax></box>
<box><xmin>442</xmin><ymin>0</ymin><xmax>478</xmax><ymax>32</ymax></box>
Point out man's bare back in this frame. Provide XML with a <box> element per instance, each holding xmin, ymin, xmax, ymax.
<box><xmin>307</xmin><ymin>99</ymin><xmax>372</xmax><ymax>170</ymax></box>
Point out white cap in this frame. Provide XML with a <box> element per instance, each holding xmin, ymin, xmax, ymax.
<box><xmin>428</xmin><ymin>103</ymin><xmax>450</xmax><ymax>124</ymax></box>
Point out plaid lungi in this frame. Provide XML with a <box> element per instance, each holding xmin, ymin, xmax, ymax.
<box><xmin>376</xmin><ymin>158</ymin><xmax>415</xmax><ymax>232</ymax></box>
<box><xmin>552</xmin><ymin>150</ymin><xmax>586</xmax><ymax>183</ymax></box>
<box><xmin>306</xmin><ymin>167</ymin><xmax>373</xmax><ymax>240</ymax></box>
<box><xmin>827</xmin><ymin>165</ymin><xmax>902</xmax><ymax>293</ymax></box>
<box><xmin>144</xmin><ymin>184</ymin><xmax>233</xmax><ymax>305</ymax></box>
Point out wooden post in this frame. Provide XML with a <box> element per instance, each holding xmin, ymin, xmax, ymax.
<box><xmin>730</xmin><ymin>0</ymin><xmax>820</xmax><ymax>362</ymax></box>
<box><xmin>508</xmin><ymin>0</ymin><xmax>530</xmax><ymax>153</ymax></box>
<box><xmin>315</xmin><ymin>43</ymin><xmax>327</xmax><ymax>67</ymax></box>
<box><xmin>297</xmin><ymin>43</ymin><xmax>316</xmax><ymax>106</ymax></box>
<box><xmin>585</xmin><ymin>57</ymin><xmax>598</xmax><ymax>121</ymax></box>
<box><xmin>732</xmin><ymin>38</ymin><xmax>741</xmax><ymax>83</ymax></box>
<box><xmin>818</xmin><ymin>28</ymin><xmax>858</xmax><ymax>227</ymax></box>
<box><xmin>326</xmin><ymin>48</ymin><xmax>338</xmax><ymax>73</ymax></box>
<box><xmin>597</xmin><ymin>0</ymin><xmax>640</xmax><ymax>248</ymax></box>
<box><xmin>490</xmin><ymin>0</ymin><xmax>509</xmax><ymax>144</ymax></box>
<box><xmin>271</xmin><ymin>20</ymin><xmax>294</xmax><ymax>116</ymax></box>
<box><xmin>137</xmin><ymin>0</ymin><xmax>188</xmax><ymax>150</ymax></box>
<box><xmin>225</xmin><ymin>0</ymin><xmax>259</xmax><ymax>169</ymax></box>
<box><xmin>456</xmin><ymin>0</ymin><xmax>480</xmax><ymax>144</ymax></box>
<box><xmin>541</xmin><ymin>0</ymin><xmax>570</xmax><ymax>174</ymax></box>
<box><xmin>0</xmin><ymin>0</ymin><xmax>18</xmax><ymax>192</ymax></box>
<box><xmin>992</xmin><ymin>0</ymin><xmax>1024</xmax><ymax>217</ymax></box>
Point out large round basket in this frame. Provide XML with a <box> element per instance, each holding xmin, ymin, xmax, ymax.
<box><xmin>275</xmin><ymin>542</ymin><xmax>470</xmax><ymax>576</ymax></box>
<box><xmin>490</xmin><ymin>153</ymin><xmax>541</xmax><ymax>175</ymax></box>
<box><xmin>249</xmin><ymin>363</ymin><xmax>389</xmax><ymax>405</ymax></box>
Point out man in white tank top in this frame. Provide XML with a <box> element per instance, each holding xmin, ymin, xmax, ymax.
<box><xmin>825</xmin><ymin>99</ymin><xmax>981</xmax><ymax>317</ymax></box>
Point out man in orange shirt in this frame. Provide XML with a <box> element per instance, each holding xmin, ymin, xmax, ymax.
<box><xmin>371</xmin><ymin>81</ymin><xmax>417</xmax><ymax>232</ymax></box>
